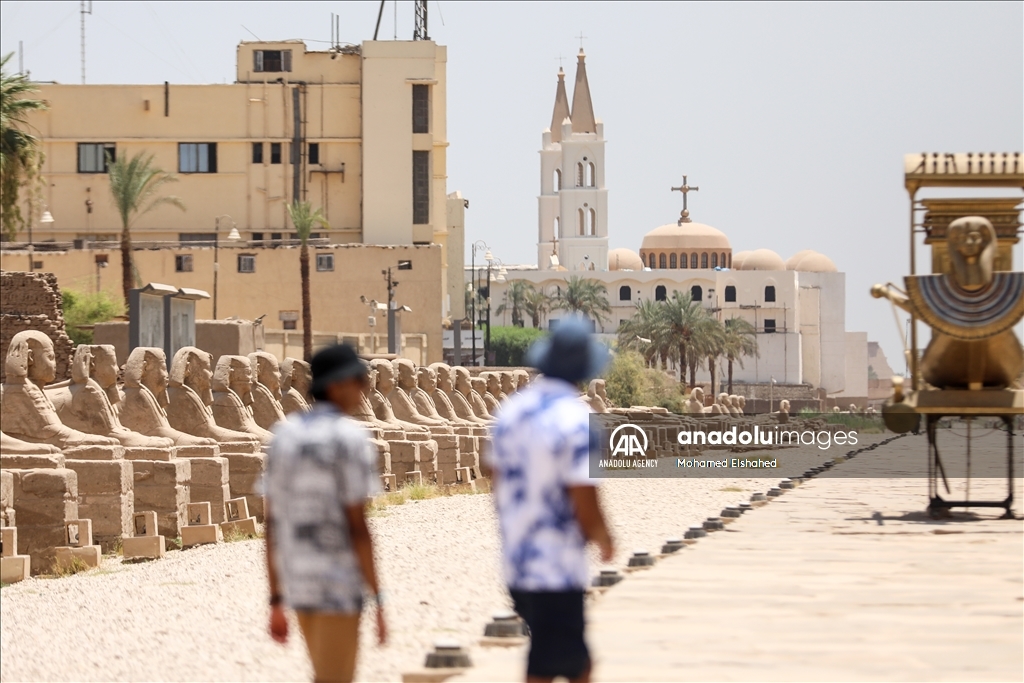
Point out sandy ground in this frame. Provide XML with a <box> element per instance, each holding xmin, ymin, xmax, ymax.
<box><xmin>1</xmin><ymin>434</ymin><xmax>900</xmax><ymax>682</ymax></box>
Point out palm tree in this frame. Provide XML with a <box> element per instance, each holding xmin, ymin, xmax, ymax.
<box><xmin>556</xmin><ymin>276</ymin><xmax>612</xmax><ymax>330</ymax></box>
<box><xmin>660</xmin><ymin>291</ymin><xmax>707</xmax><ymax>387</ymax></box>
<box><xmin>1</xmin><ymin>53</ymin><xmax>47</xmax><ymax>241</ymax></box>
<box><xmin>495</xmin><ymin>280</ymin><xmax>533</xmax><ymax>327</ymax></box>
<box><xmin>523</xmin><ymin>286</ymin><xmax>553</xmax><ymax>329</ymax></box>
<box><xmin>722</xmin><ymin>317</ymin><xmax>758</xmax><ymax>394</ymax></box>
<box><xmin>287</xmin><ymin>201</ymin><xmax>329</xmax><ymax>362</ymax></box>
<box><xmin>700</xmin><ymin>317</ymin><xmax>726</xmax><ymax>397</ymax></box>
<box><xmin>108</xmin><ymin>152</ymin><xmax>185</xmax><ymax>305</ymax></box>
<box><xmin>618</xmin><ymin>298</ymin><xmax>669</xmax><ymax>368</ymax></box>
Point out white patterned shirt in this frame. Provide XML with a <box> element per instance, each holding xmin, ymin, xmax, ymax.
<box><xmin>265</xmin><ymin>404</ymin><xmax>380</xmax><ymax>612</ymax></box>
<box><xmin>488</xmin><ymin>377</ymin><xmax>596</xmax><ymax>591</ymax></box>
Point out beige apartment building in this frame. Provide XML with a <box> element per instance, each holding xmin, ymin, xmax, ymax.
<box><xmin>2</xmin><ymin>38</ymin><xmax>467</xmax><ymax>363</ymax></box>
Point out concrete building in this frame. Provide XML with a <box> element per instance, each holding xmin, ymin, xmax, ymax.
<box><xmin>3</xmin><ymin>38</ymin><xmax>466</xmax><ymax>363</ymax></box>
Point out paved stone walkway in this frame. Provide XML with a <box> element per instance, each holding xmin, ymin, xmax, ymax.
<box><xmin>460</xmin><ymin>432</ymin><xmax>1023</xmax><ymax>681</ymax></box>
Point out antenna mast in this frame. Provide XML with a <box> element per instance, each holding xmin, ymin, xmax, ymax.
<box><xmin>414</xmin><ymin>0</ymin><xmax>429</xmax><ymax>40</ymax></box>
<box><xmin>80</xmin><ymin>1</ymin><xmax>92</xmax><ymax>84</ymax></box>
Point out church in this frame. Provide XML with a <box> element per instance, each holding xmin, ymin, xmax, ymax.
<box><xmin>488</xmin><ymin>49</ymin><xmax>873</xmax><ymax>400</ymax></box>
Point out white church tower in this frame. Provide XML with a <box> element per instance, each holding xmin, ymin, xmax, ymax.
<box><xmin>537</xmin><ymin>50</ymin><xmax>609</xmax><ymax>271</ymax></box>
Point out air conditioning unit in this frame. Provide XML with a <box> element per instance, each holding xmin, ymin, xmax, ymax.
<box><xmin>368</xmin><ymin>316</ymin><xmax>376</xmax><ymax>327</ymax></box>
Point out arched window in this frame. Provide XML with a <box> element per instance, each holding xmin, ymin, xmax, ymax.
<box><xmin>727</xmin><ymin>253</ymin><xmax>732</xmax><ymax>268</ymax></box>
<box><xmin>576</xmin><ymin>162</ymin><xmax>584</xmax><ymax>187</ymax></box>
<box><xmin>655</xmin><ymin>285</ymin><xmax>667</xmax><ymax>301</ymax></box>
<box><xmin>648</xmin><ymin>253</ymin><xmax>656</xmax><ymax>269</ymax></box>
<box><xmin>691</xmin><ymin>285</ymin><xmax>703</xmax><ymax>302</ymax></box>
<box><xmin>587</xmin><ymin>162</ymin><xmax>596</xmax><ymax>187</ymax></box>
<box><xmin>588</xmin><ymin>208</ymin><xmax>597</xmax><ymax>236</ymax></box>
<box><xmin>554</xmin><ymin>216</ymin><xmax>560</xmax><ymax>237</ymax></box>
<box><xmin>680</xmin><ymin>253</ymin><xmax>687</xmax><ymax>269</ymax></box>
<box><xmin>669</xmin><ymin>253</ymin><xmax>677</xmax><ymax>269</ymax></box>
<box><xmin>724</xmin><ymin>285</ymin><xmax>737</xmax><ymax>302</ymax></box>
<box><xmin>764</xmin><ymin>285</ymin><xmax>776</xmax><ymax>302</ymax></box>
<box><xmin>721</xmin><ymin>252</ymin><xmax>727</xmax><ymax>267</ymax></box>
<box><xmin>659</xmin><ymin>253</ymin><xmax>667</xmax><ymax>269</ymax></box>
<box><xmin>701</xmin><ymin>253</ymin><xmax>708</xmax><ymax>269</ymax></box>
<box><xmin>691</xmin><ymin>253</ymin><xmax>698</xmax><ymax>269</ymax></box>
<box><xmin>711</xmin><ymin>253</ymin><xmax>718</xmax><ymax>268</ymax></box>
<box><xmin>619</xmin><ymin>285</ymin><xmax>631</xmax><ymax>301</ymax></box>
<box><xmin>578</xmin><ymin>208</ymin><xmax>585</xmax><ymax>236</ymax></box>
<box><xmin>554</xmin><ymin>168</ymin><xmax>561</xmax><ymax>191</ymax></box>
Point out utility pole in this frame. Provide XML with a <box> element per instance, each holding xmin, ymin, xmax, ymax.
<box><xmin>80</xmin><ymin>1</ymin><xmax>92</xmax><ymax>85</ymax></box>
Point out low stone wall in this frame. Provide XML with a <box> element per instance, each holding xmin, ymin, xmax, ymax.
<box><xmin>0</xmin><ymin>271</ymin><xmax>74</xmax><ymax>383</ymax></box>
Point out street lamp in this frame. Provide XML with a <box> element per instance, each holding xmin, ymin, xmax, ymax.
<box><xmin>469</xmin><ymin>241</ymin><xmax>492</xmax><ymax>366</ymax></box>
<box><xmin>29</xmin><ymin>210</ymin><xmax>54</xmax><ymax>272</ymax></box>
<box><xmin>213</xmin><ymin>215</ymin><xmax>240</xmax><ymax>319</ymax></box>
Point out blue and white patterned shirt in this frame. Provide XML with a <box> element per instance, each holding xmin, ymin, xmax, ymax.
<box><xmin>265</xmin><ymin>404</ymin><xmax>380</xmax><ymax>612</ymax></box>
<box><xmin>488</xmin><ymin>377</ymin><xmax>597</xmax><ymax>591</ymax></box>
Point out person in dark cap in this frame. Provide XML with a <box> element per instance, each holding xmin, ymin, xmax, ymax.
<box><xmin>264</xmin><ymin>343</ymin><xmax>386</xmax><ymax>682</ymax></box>
<box><xmin>488</xmin><ymin>316</ymin><xmax>614</xmax><ymax>683</ymax></box>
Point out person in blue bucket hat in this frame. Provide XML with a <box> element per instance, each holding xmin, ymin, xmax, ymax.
<box><xmin>487</xmin><ymin>315</ymin><xmax>614</xmax><ymax>683</ymax></box>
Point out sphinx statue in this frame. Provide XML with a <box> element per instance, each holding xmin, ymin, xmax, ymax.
<box><xmin>384</xmin><ymin>359</ymin><xmax>452</xmax><ymax>431</ymax></box>
<box><xmin>119</xmin><ymin>347</ymin><xmax>219</xmax><ymax>454</ymax></box>
<box><xmin>485</xmin><ymin>372</ymin><xmax>508</xmax><ymax>405</ymax></box>
<box><xmin>475</xmin><ymin>376</ymin><xmax>500</xmax><ymax>416</ymax></box>
<box><xmin>280</xmin><ymin>358</ymin><xmax>311</xmax><ymax>415</ymax></box>
<box><xmin>514</xmin><ymin>369</ymin><xmax>530</xmax><ymax>391</ymax></box>
<box><xmin>584</xmin><ymin>379</ymin><xmax>609</xmax><ymax>413</ymax></box>
<box><xmin>438</xmin><ymin>365</ymin><xmax>490</xmax><ymax>425</ymax></box>
<box><xmin>734</xmin><ymin>395</ymin><xmax>746</xmax><ymax>415</ymax></box>
<box><xmin>499</xmin><ymin>371</ymin><xmax>517</xmax><ymax>399</ymax></box>
<box><xmin>0</xmin><ymin>331</ymin><xmax>120</xmax><ymax>451</ymax></box>
<box><xmin>248</xmin><ymin>352</ymin><xmax>287</xmax><ymax>430</ymax></box>
<box><xmin>776</xmin><ymin>399</ymin><xmax>791</xmax><ymax>423</ymax></box>
<box><xmin>872</xmin><ymin>217</ymin><xmax>1024</xmax><ymax>389</ymax></box>
<box><xmin>1</xmin><ymin>429</ymin><xmax>62</xmax><ymax>455</ymax></box>
<box><xmin>414</xmin><ymin>365</ymin><xmax>476</xmax><ymax>427</ymax></box>
<box><xmin>461</xmin><ymin>370</ymin><xmax>494</xmax><ymax>420</ymax></box>
<box><xmin>211</xmin><ymin>355</ymin><xmax>274</xmax><ymax>445</ymax></box>
<box><xmin>366</xmin><ymin>360</ymin><xmax>429</xmax><ymax>433</ymax></box>
<box><xmin>166</xmin><ymin>347</ymin><xmax>262</xmax><ymax>452</ymax></box>
<box><xmin>48</xmin><ymin>345</ymin><xmax>175</xmax><ymax>452</ymax></box>
<box><xmin>683</xmin><ymin>387</ymin><xmax>706</xmax><ymax>415</ymax></box>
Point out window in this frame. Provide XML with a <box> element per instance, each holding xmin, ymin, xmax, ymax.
<box><xmin>554</xmin><ymin>216</ymin><xmax>560</xmax><ymax>238</ymax></box>
<box><xmin>586</xmin><ymin>162</ymin><xmax>595</xmax><ymax>187</ymax></box>
<box><xmin>238</xmin><ymin>254</ymin><xmax>256</xmax><ymax>273</ymax></box>
<box><xmin>669</xmin><ymin>253</ymin><xmax>677</xmax><ymax>269</ymax></box>
<box><xmin>270</xmin><ymin>232</ymin><xmax>283</xmax><ymax>244</ymax></box>
<box><xmin>292</xmin><ymin>232</ymin><xmax>321</xmax><ymax>241</ymax></box>
<box><xmin>726</xmin><ymin>253</ymin><xmax>732</xmax><ymax>268</ymax></box>
<box><xmin>252</xmin><ymin>232</ymin><xmax>264</xmax><ymax>242</ymax></box>
<box><xmin>691</xmin><ymin>253</ymin><xmax>698</xmax><ymax>269</ymax></box>
<box><xmin>179</xmin><ymin>232</ymin><xmax>217</xmax><ymax>243</ymax></box>
<box><xmin>711</xmin><ymin>253</ymin><xmax>718</xmax><ymax>268</ymax></box>
<box><xmin>764</xmin><ymin>318</ymin><xmax>777</xmax><ymax>333</ymax></box>
<box><xmin>648</xmin><ymin>253</ymin><xmax>656</xmax><ymax>269</ymax></box>
<box><xmin>765</xmin><ymin>285</ymin><xmax>776</xmax><ymax>302</ymax></box>
<box><xmin>691</xmin><ymin>285</ymin><xmax>703</xmax><ymax>301</ymax></box>
<box><xmin>316</xmin><ymin>253</ymin><xmax>334</xmax><ymax>272</ymax></box>
<box><xmin>724</xmin><ymin>285</ymin><xmax>737</xmax><ymax>302</ymax></box>
<box><xmin>308</xmin><ymin>143</ymin><xmax>320</xmax><ymax>165</ymax></box>
<box><xmin>619</xmin><ymin>285</ymin><xmax>631</xmax><ymax>301</ymax></box>
<box><xmin>251</xmin><ymin>142</ymin><xmax>263</xmax><ymax>164</ymax></box>
<box><xmin>412</xmin><ymin>84</ymin><xmax>430</xmax><ymax>133</ymax></box>
<box><xmin>413</xmin><ymin>151</ymin><xmax>430</xmax><ymax>224</ymax></box>
<box><xmin>578</xmin><ymin>208</ymin><xmax>585</xmax><ymax>236</ymax></box>
<box><xmin>270</xmin><ymin>142</ymin><xmax>282</xmax><ymax>164</ymax></box>
<box><xmin>576</xmin><ymin>162</ymin><xmax>584</xmax><ymax>187</ymax></box>
<box><xmin>175</xmin><ymin>255</ymin><xmax>193</xmax><ymax>272</ymax></box>
<box><xmin>588</xmin><ymin>208</ymin><xmax>596</xmax><ymax>236</ymax></box>
<box><xmin>680</xmin><ymin>253</ymin><xmax>688</xmax><ymax>269</ymax></box>
<box><xmin>659</xmin><ymin>253</ymin><xmax>667</xmax><ymax>269</ymax></box>
<box><xmin>179</xmin><ymin>143</ymin><xmax>217</xmax><ymax>173</ymax></box>
<box><xmin>722</xmin><ymin>252</ymin><xmax>728</xmax><ymax>268</ymax></box>
<box><xmin>554</xmin><ymin>168</ymin><xmax>561</xmax><ymax>191</ymax></box>
<box><xmin>283</xmin><ymin>319</ymin><xmax>297</xmax><ymax>330</ymax></box>
<box><xmin>253</xmin><ymin>49</ymin><xmax>292</xmax><ymax>73</ymax></box>
<box><xmin>77</xmin><ymin>143</ymin><xmax>116</xmax><ymax>173</ymax></box>
<box><xmin>701</xmin><ymin>252</ymin><xmax>708</xmax><ymax>269</ymax></box>
<box><xmin>655</xmin><ymin>285</ymin><xmax>667</xmax><ymax>301</ymax></box>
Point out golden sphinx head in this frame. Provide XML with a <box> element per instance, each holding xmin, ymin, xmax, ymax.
<box><xmin>948</xmin><ymin>216</ymin><xmax>996</xmax><ymax>291</ymax></box>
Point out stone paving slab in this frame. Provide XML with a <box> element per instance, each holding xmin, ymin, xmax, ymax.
<box><xmin>459</xmin><ymin>433</ymin><xmax>1023</xmax><ymax>682</ymax></box>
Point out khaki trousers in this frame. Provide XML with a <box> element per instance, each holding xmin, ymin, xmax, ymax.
<box><xmin>296</xmin><ymin>610</ymin><xmax>361</xmax><ymax>682</ymax></box>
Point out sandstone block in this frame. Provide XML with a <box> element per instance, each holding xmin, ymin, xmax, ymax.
<box><xmin>223</xmin><ymin>453</ymin><xmax>266</xmax><ymax>475</ymax></box>
<box><xmin>65</xmin><ymin>519</ymin><xmax>93</xmax><ymax>546</ymax></box>
<box><xmin>0</xmin><ymin>453</ymin><xmax>66</xmax><ymax>469</ymax></box>
<box><xmin>122</xmin><ymin>446</ymin><xmax>176</xmax><ymax>462</ymax></box>
<box><xmin>55</xmin><ymin>544</ymin><xmax>101</xmax><ymax>569</ymax></box>
<box><xmin>1</xmin><ymin>527</ymin><xmax>17</xmax><ymax>557</ymax></box>
<box><xmin>1</xmin><ymin>555</ymin><xmax>30</xmax><ymax>583</ymax></box>
<box><xmin>189</xmin><ymin>484</ymin><xmax>231</xmax><ymax>524</ymax></box>
<box><xmin>132</xmin><ymin>510</ymin><xmax>159</xmax><ymax>537</ymax></box>
<box><xmin>437</xmin><ymin>448</ymin><xmax>460</xmax><ymax>465</ymax></box>
<box><xmin>65</xmin><ymin>460</ymin><xmax>132</xmax><ymax>496</ymax></box>
<box><xmin>0</xmin><ymin>470</ymin><xmax>11</xmax><ymax>510</ymax></box>
<box><xmin>187</xmin><ymin>457</ymin><xmax>229</xmax><ymax>486</ymax></box>
<box><xmin>220</xmin><ymin>517</ymin><xmax>258</xmax><ymax>537</ymax></box>
<box><xmin>122</xmin><ymin>535</ymin><xmax>165</xmax><ymax>559</ymax></box>
<box><xmin>181</xmin><ymin>524</ymin><xmax>219</xmax><ymax>547</ymax></box>
<box><xmin>61</xmin><ymin>445</ymin><xmax>125</xmax><ymax>461</ymax></box>
<box><xmin>173</xmin><ymin>445</ymin><xmax>220</xmax><ymax>458</ymax></box>
<box><xmin>389</xmin><ymin>441</ymin><xmax>420</xmax><ymax>464</ymax></box>
<box><xmin>133</xmin><ymin>459</ymin><xmax>191</xmax><ymax>488</ymax></box>
<box><xmin>14</xmin><ymin>468</ymin><xmax>78</xmax><ymax>499</ymax></box>
<box><xmin>76</xmin><ymin>493</ymin><xmax>133</xmax><ymax>552</ymax></box>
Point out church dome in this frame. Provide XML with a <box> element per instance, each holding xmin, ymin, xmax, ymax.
<box><xmin>608</xmin><ymin>248</ymin><xmax>644</xmax><ymax>271</ymax></box>
<box><xmin>641</xmin><ymin>222</ymin><xmax>731</xmax><ymax>251</ymax></box>
<box><xmin>731</xmin><ymin>250</ymin><xmax>752</xmax><ymax>270</ymax></box>
<box><xmin>737</xmin><ymin>248</ymin><xmax>786</xmax><ymax>271</ymax></box>
<box><xmin>787</xmin><ymin>250</ymin><xmax>837</xmax><ymax>273</ymax></box>
<box><xmin>784</xmin><ymin>250</ymin><xmax>814</xmax><ymax>270</ymax></box>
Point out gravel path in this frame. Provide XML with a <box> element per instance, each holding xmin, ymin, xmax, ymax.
<box><xmin>0</xmin><ymin>437</ymin><xmax>888</xmax><ymax>682</ymax></box>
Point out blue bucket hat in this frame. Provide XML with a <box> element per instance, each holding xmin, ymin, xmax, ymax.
<box><xmin>525</xmin><ymin>315</ymin><xmax>610</xmax><ymax>384</ymax></box>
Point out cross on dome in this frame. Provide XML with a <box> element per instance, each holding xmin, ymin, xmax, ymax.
<box><xmin>671</xmin><ymin>175</ymin><xmax>700</xmax><ymax>224</ymax></box>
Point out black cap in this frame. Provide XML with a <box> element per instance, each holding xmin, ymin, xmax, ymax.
<box><xmin>310</xmin><ymin>343</ymin><xmax>367</xmax><ymax>398</ymax></box>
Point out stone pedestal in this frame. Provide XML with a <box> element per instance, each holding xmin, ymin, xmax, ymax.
<box><xmin>0</xmin><ymin>453</ymin><xmax>66</xmax><ymax>469</ymax></box>
<box><xmin>185</xmin><ymin>457</ymin><xmax>231</xmax><ymax>524</ymax></box>
<box><xmin>9</xmin><ymin>468</ymin><xmax>79</xmax><ymax>574</ymax></box>
<box><xmin>55</xmin><ymin>519</ymin><xmax>102</xmax><ymax>570</ymax></box>
<box><xmin>1</xmin><ymin>526</ymin><xmax>31</xmax><ymax>583</ymax></box>
<box><xmin>63</xmin><ymin>459</ymin><xmax>133</xmax><ymax>552</ymax></box>
<box><xmin>220</xmin><ymin>497</ymin><xmax>259</xmax><ymax>537</ymax></box>
<box><xmin>181</xmin><ymin>502</ymin><xmax>220</xmax><ymax>547</ymax></box>
<box><xmin>122</xmin><ymin>447</ymin><xmax>177</xmax><ymax>462</ymax></box>
<box><xmin>122</xmin><ymin>510</ymin><xmax>165</xmax><ymax>559</ymax></box>
<box><xmin>222</xmin><ymin>453</ymin><xmax>266</xmax><ymax>522</ymax></box>
<box><xmin>132</xmin><ymin>459</ymin><xmax>190</xmax><ymax>539</ymax></box>
<box><xmin>1</xmin><ymin>470</ymin><xmax>14</xmax><ymax>527</ymax></box>
<box><xmin>62</xmin><ymin>445</ymin><xmax>125</xmax><ymax>461</ymax></box>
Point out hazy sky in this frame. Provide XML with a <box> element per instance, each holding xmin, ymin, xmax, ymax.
<box><xmin>2</xmin><ymin>1</ymin><xmax>1022</xmax><ymax>366</ymax></box>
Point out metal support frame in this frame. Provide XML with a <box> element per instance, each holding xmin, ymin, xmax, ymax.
<box><xmin>925</xmin><ymin>414</ymin><xmax>1016</xmax><ymax>518</ymax></box>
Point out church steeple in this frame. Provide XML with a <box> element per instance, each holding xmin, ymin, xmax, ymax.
<box><xmin>549</xmin><ymin>68</ymin><xmax>571</xmax><ymax>143</ymax></box>
<box><xmin>570</xmin><ymin>49</ymin><xmax>596</xmax><ymax>134</ymax></box>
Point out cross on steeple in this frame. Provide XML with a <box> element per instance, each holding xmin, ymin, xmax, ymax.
<box><xmin>671</xmin><ymin>175</ymin><xmax>699</xmax><ymax>224</ymax></box>
<box><xmin>576</xmin><ymin>31</ymin><xmax>588</xmax><ymax>50</ymax></box>
<box><xmin>555</xmin><ymin>54</ymin><xmax>566</xmax><ymax>69</ymax></box>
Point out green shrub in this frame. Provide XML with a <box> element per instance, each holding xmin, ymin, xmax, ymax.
<box><xmin>62</xmin><ymin>289</ymin><xmax>124</xmax><ymax>346</ymax></box>
<box><xmin>602</xmin><ymin>349</ymin><xmax>687</xmax><ymax>412</ymax></box>
<box><xmin>489</xmin><ymin>326</ymin><xmax>545</xmax><ymax>366</ymax></box>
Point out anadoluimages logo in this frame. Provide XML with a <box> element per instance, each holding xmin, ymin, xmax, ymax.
<box><xmin>609</xmin><ymin>423</ymin><xmax>649</xmax><ymax>458</ymax></box>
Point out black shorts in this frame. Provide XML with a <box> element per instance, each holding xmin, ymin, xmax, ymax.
<box><xmin>510</xmin><ymin>588</ymin><xmax>590</xmax><ymax>679</ymax></box>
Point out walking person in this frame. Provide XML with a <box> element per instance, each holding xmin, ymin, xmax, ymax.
<box><xmin>265</xmin><ymin>343</ymin><xmax>387</xmax><ymax>683</ymax></box>
<box><xmin>489</xmin><ymin>316</ymin><xmax>615</xmax><ymax>683</ymax></box>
